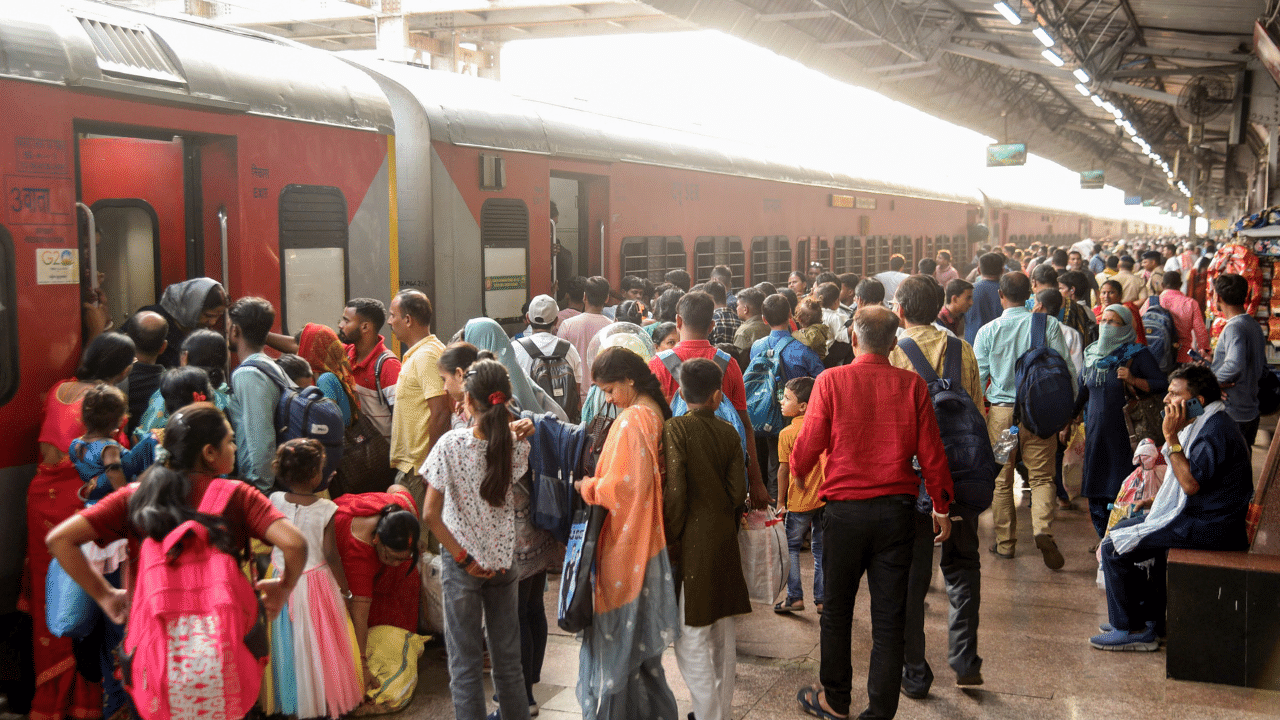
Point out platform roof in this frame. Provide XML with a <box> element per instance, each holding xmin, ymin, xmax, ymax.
<box><xmin>108</xmin><ymin>0</ymin><xmax>1280</xmax><ymax>218</ymax></box>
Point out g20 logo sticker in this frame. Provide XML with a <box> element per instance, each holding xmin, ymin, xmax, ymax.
<box><xmin>36</xmin><ymin>247</ymin><xmax>78</xmax><ymax>285</ymax></box>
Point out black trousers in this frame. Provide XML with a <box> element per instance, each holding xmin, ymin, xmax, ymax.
<box><xmin>1238</xmin><ymin>416</ymin><xmax>1261</xmax><ymax>449</ymax></box>
<box><xmin>820</xmin><ymin>496</ymin><xmax>916</xmax><ymax>719</ymax></box>
<box><xmin>517</xmin><ymin>571</ymin><xmax>548</xmax><ymax>702</ymax></box>
<box><xmin>902</xmin><ymin>511</ymin><xmax>982</xmax><ymax>695</ymax></box>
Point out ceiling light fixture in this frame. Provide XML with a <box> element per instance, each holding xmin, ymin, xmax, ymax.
<box><xmin>1091</xmin><ymin>94</ymin><xmax>1104</xmax><ymax>107</ymax></box>
<box><xmin>1075</xmin><ymin>83</ymin><xmax>1091</xmax><ymax>96</ymax></box>
<box><xmin>1073</xmin><ymin>68</ymin><xmax>1090</xmax><ymax>83</ymax></box>
<box><xmin>1041</xmin><ymin>49</ymin><xmax>1065</xmax><ymax>67</ymax></box>
<box><xmin>1033</xmin><ymin>27</ymin><xmax>1055</xmax><ymax>47</ymax></box>
<box><xmin>993</xmin><ymin>1</ymin><xmax>1022</xmax><ymax>25</ymax></box>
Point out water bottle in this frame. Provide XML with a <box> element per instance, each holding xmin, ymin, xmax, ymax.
<box><xmin>993</xmin><ymin>426</ymin><xmax>1019</xmax><ymax>464</ymax></box>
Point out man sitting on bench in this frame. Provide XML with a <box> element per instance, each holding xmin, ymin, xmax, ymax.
<box><xmin>1091</xmin><ymin>365</ymin><xmax>1254</xmax><ymax>652</ymax></box>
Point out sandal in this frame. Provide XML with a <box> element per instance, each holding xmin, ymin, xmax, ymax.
<box><xmin>774</xmin><ymin>599</ymin><xmax>804</xmax><ymax>613</ymax></box>
<box><xmin>797</xmin><ymin>686</ymin><xmax>846</xmax><ymax>719</ymax></box>
<box><xmin>815</xmin><ymin>602</ymin><xmax>824</xmax><ymax>615</ymax></box>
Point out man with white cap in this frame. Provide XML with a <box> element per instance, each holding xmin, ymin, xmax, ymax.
<box><xmin>513</xmin><ymin>294</ymin><xmax>584</xmax><ymax>420</ymax></box>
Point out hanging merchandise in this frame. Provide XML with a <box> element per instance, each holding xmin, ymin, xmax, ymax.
<box><xmin>1206</xmin><ymin>238</ymin><xmax>1262</xmax><ymax>346</ymax></box>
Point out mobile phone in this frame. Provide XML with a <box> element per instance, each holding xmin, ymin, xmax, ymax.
<box><xmin>1186</xmin><ymin>397</ymin><xmax>1205</xmax><ymax>418</ymax></box>
<box><xmin>1188</xmin><ymin>349</ymin><xmax>1203</xmax><ymax>362</ymax></box>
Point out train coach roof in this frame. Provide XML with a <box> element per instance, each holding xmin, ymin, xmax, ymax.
<box><xmin>0</xmin><ymin>1</ymin><xmax>392</xmax><ymax>133</ymax></box>
<box><xmin>348</xmin><ymin>57</ymin><xmax>981</xmax><ymax>207</ymax></box>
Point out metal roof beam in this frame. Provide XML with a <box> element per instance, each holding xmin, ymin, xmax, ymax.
<box><xmin>1099</xmin><ymin>80</ymin><xmax>1180</xmax><ymax>107</ymax></box>
<box><xmin>757</xmin><ymin>11</ymin><xmax>831</xmax><ymax>22</ymax></box>
<box><xmin>1126</xmin><ymin>45</ymin><xmax>1251</xmax><ymax>64</ymax></box>
<box><xmin>941</xmin><ymin>42</ymin><xmax>1073</xmax><ymax>80</ymax></box>
<box><xmin>1109</xmin><ymin>63</ymin><xmax>1246</xmax><ymax>80</ymax></box>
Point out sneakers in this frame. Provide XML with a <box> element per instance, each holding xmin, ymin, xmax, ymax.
<box><xmin>955</xmin><ymin>671</ymin><xmax>984</xmax><ymax>687</ymax></box>
<box><xmin>1089</xmin><ymin>626</ymin><xmax>1159</xmax><ymax>651</ymax></box>
<box><xmin>1034</xmin><ymin>534</ymin><xmax>1064</xmax><ymax>570</ymax></box>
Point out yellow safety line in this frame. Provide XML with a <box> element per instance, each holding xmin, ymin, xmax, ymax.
<box><xmin>387</xmin><ymin>134</ymin><xmax>400</xmax><ymax>355</ymax></box>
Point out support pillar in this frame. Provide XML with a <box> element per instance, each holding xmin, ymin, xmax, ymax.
<box><xmin>1269</xmin><ymin>124</ymin><xmax>1279</xmax><ymax>206</ymax></box>
<box><xmin>376</xmin><ymin>12</ymin><xmax>409</xmax><ymax>63</ymax></box>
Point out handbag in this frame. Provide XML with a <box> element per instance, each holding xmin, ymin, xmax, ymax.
<box><xmin>45</xmin><ymin>558</ymin><xmax>99</xmax><ymax>639</ymax></box>
<box><xmin>556</xmin><ymin>499</ymin><xmax>607</xmax><ymax>633</ymax></box>
<box><xmin>1122</xmin><ymin>360</ymin><xmax>1163</xmax><ymax>452</ymax></box>
<box><xmin>579</xmin><ymin>413</ymin><xmax>615</xmax><ymax>478</ymax></box>
<box><xmin>332</xmin><ymin>412</ymin><xmax>397</xmax><ymax>498</ymax></box>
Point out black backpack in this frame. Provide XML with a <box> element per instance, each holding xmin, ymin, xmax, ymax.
<box><xmin>519</xmin><ymin>337</ymin><xmax>580</xmax><ymax>422</ymax></box>
<box><xmin>1013</xmin><ymin>313</ymin><xmax>1076</xmax><ymax>438</ymax></box>
<box><xmin>898</xmin><ymin>336</ymin><xmax>999</xmax><ymax>514</ymax></box>
<box><xmin>237</xmin><ymin>360</ymin><xmax>345</xmax><ymax>489</ymax></box>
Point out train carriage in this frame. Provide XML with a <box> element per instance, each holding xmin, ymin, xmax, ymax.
<box><xmin>0</xmin><ymin>2</ymin><xmax>394</xmax><ymax>609</ymax></box>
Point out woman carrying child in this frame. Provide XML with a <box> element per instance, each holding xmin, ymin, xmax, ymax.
<box><xmin>422</xmin><ymin>359</ymin><xmax>532</xmax><ymax>720</ymax></box>
<box><xmin>262</xmin><ymin>438</ymin><xmax>364</xmax><ymax>718</ymax></box>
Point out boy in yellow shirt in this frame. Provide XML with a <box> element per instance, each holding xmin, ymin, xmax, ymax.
<box><xmin>775</xmin><ymin>376</ymin><xmax>826</xmax><ymax>614</ymax></box>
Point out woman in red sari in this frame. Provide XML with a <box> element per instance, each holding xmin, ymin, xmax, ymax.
<box><xmin>333</xmin><ymin>485</ymin><xmax>421</xmax><ymax>685</ymax></box>
<box><xmin>25</xmin><ymin>333</ymin><xmax>136</xmax><ymax>720</ymax></box>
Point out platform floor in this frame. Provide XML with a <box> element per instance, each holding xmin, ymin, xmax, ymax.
<box><xmin>402</xmin><ymin>448</ymin><xmax>1280</xmax><ymax>720</ymax></box>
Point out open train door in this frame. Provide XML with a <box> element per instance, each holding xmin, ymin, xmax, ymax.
<box><xmin>550</xmin><ymin>171</ymin><xmax>609</xmax><ymax>282</ymax></box>
<box><xmin>77</xmin><ymin>135</ymin><xmax>187</xmax><ymax>330</ymax></box>
<box><xmin>197</xmin><ymin>136</ymin><xmax>239</xmax><ymax>297</ymax></box>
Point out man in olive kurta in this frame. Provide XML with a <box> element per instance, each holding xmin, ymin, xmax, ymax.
<box><xmin>663</xmin><ymin>357</ymin><xmax>751</xmax><ymax>720</ymax></box>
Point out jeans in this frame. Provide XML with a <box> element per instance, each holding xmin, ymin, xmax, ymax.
<box><xmin>819</xmin><ymin>496</ymin><xmax>916</xmax><ymax>720</ymax></box>
<box><xmin>441</xmin><ymin>558</ymin><xmax>529</xmax><ymax>720</ymax></box>
<box><xmin>902</xmin><ymin>512</ymin><xmax>982</xmax><ymax>696</ymax></box>
<box><xmin>518</xmin><ymin>572</ymin><xmax>548</xmax><ymax>703</ymax></box>
<box><xmin>785</xmin><ymin>508</ymin><xmax>824</xmax><ymax>605</ymax></box>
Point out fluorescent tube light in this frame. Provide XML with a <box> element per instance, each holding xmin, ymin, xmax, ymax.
<box><xmin>993</xmin><ymin>1</ymin><xmax>1021</xmax><ymax>25</ymax></box>
<box><xmin>1073</xmin><ymin>68</ymin><xmax>1090</xmax><ymax>83</ymax></box>
<box><xmin>1041</xmin><ymin>49</ymin><xmax>1065</xmax><ymax>67</ymax></box>
<box><xmin>1033</xmin><ymin>27</ymin><xmax>1055</xmax><ymax>47</ymax></box>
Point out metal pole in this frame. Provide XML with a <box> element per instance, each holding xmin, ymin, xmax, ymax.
<box><xmin>76</xmin><ymin>202</ymin><xmax>97</xmax><ymax>292</ymax></box>
<box><xmin>218</xmin><ymin>206</ymin><xmax>229</xmax><ymax>296</ymax></box>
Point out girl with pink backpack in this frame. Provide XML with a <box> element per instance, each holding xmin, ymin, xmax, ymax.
<box><xmin>45</xmin><ymin>402</ymin><xmax>308</xmax><ymax>720</ymax></box>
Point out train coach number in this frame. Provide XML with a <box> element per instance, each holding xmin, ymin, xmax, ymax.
<box><xmin>253</xmin><ymin>187</ymin><xmax>270</xmax><ymax>199</ymax></box>
<box><xmin>11</xmin><ymin>186</ymin><xmax>50</xmax><ymax>214</ymax></box>
<box><xmin>4</xmin><ymin>176</ymin><xmax>72</xmax><ymax>227</ymax></box>
<box><xmin>671</xmin><ymin>182</ymin><xmax>699</xmax><ymax>205</ymax></box>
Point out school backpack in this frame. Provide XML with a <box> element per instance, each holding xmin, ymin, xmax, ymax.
<box><xmin>897</xmin><ymin>336</ymin><xmax>1000</xmax><ymax>514</ymax></box>
<box><xmin>240</xmin><ymin>359</ymin><xmax>345</xmax><ymax>488</ymax></box>
<box><xmin>1140</xmin><ymin>295</ymin><xmax>1179</xmax><ymax>374</ymax></box>
<box><xmin>659</xmin><ymin>349</ymin><xmax>750</xmax><ymax>464</ymax></box>
<box><xmin>518</xmin><ymin>337</ymin><xmax>581</xmax><ymax>422</ymax></box>
<box><xmin>120</xmin><ymin>479</ymin><xmax>268</xmax><ymax>720</ymax></box>
<box><xmin>742</xmin><ymin>336</ymin><xmax>792</xmax><ymax>434</ymax></box>
<box><xmin>1013</xmin><ymin>312</ymin><xmax>1076</xmax><ymax>439</ymax></box>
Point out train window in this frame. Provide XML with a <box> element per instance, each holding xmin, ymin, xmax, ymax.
<box><xmin>91</xmin><ymin>201</ymin><xmax>160</xmax><ymax>332</ymax></box>
<box><xmin>694</xmin><ymin>237</ymin><xmax>744</xmax><ymax>286</ymax></box>
<box><xmin>621</xmin><ymin>236</ymin><xmax>686</xmax><ymax>284</ymax></box>
<box><xmin>279</xmin><ymin>185</ymin><xmax>348</xmax><ymax>335</ymax></box>
<box><xmin>0</xmin><ymin>226</ymin><xmax>15</xmax><ymax>406</ymax></box>
<box><xmin>750</xmin><ymin>236</ymin><xmax>791</xmax><ymax>285</ymax></box>
<box><xmin>795</xmin><ymin>237</ymin><xmax>830</xmax><ymax>274</ymax></box>
<box><xmin>480</xmin><ymin>198</ymin><xmax>530</xmax><ymax>322</ymax></box>
<box><xmin>847</xmin><ymin>237</ymin><xmax>863</xmax><ymax>276</ymax></box>
<box><xmin>891</xmin><ymin>235</ymin><xmax>913</xmax><ymax>268</ymax></box>
<box><xmin>865</xmin><ymin>236</ymin><xmax>888</xmax><ymax>274</ymax></box>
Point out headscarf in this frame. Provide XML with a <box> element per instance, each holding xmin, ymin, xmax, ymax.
<box><xmin>645</xmin><ymin>321</ymin><xmax>677</xmax><ymax>348</ymax></box>
<box><xmin>580</xmin><ymin>323</ymin><xmax>658</xmax><ymax>426</ymax></box>
<box><xmin>298</xmin><ymin>323</ymin><xmax>360</xmax><ymax>415</ymax></box>
<box><xmin>462</xmin><ymin>317</ymin><xmax>554</xmax><ymax>417</ymax></box>
<box><xmin>1083</xmin><ymin>303</ymin><xmax>1144</xmax><ymax>385</ymax></box>
<box><xmin>159</xmin><ymin>278</ymin><xmax>225</xmax><ymax>330</ymax></box>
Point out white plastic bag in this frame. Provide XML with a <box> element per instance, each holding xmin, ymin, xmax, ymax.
<box><xmin>419</xmin><ymin>552</ymin><xmax>444</xmax><ymax>634</ymax></box>
<box><xmin>737</xmin><ymin>509</ymin><xmax>788</xmax><ymax>605</ymax></box>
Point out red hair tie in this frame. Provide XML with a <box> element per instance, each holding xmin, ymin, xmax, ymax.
<box><xmin>192</xmin><ymin>392</ymin><xmax>207</xmax><ymax>403</ymax></box>
<box><xmin>488</xmin><ymin>391</ymin><xmax>507</xmax><ymax>406</ymax></box>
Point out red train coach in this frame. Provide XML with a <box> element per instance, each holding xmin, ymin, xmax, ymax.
<box><xmin>0</xmin><ymin>2</ymin><xmax>394</xmax><ymax>607</ymax></box>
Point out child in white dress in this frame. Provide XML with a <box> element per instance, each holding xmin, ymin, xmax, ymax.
<box><xmin>266</xmin><ymin>438</ymin><xmax>365</xmax><ymax>718</ymax></box>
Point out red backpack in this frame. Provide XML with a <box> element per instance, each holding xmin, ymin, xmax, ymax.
<box><xmin>121</xmin><ymin>479</ymin><xmax>268</xmax><ymax>720</ymax></box>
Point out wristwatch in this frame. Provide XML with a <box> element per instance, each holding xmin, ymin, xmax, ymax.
<box><xmin>1168</xmin><ymin>443</ymin><xmax>1183</xmax><ymax>454</ymax></box>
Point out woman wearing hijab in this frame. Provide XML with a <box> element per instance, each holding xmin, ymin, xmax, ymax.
<box><xmin>297</xmin><ymin>322</ymin><xmax>361</xmax><ymax>426</ymax></box>
<box><xmin>462</xmin><ymin>317</ymin><xmax>569</xmax><ymax>421</ymax></box>
<box><xmin>142</xmin><ymin>277</ymin><xmax>228</xmax><ymax>367</ymax></box>
<box><xmin>1074</xmin><ymin>304</ymin><xmax>1168</xmax><ymax>538</ymax></box>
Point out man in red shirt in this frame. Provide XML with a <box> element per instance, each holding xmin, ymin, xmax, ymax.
<box><xmin>649</xmin><ymin>291</ymin><xmax>770</xmax><ymax>508</ymax></box>
<box><xmin>1157</xmin><ymin>271</ymin><xmax>1209</xmax><ymax>363</ymax></box>
<box><xmin>338</xmin><ymin>298</ymin><xmax>401</xmax><ymax>439</ymax></box>
<box><xmin>791</xmin><ymin>306</ymin><xmax>953</xmax><ymax>720</ymax></box>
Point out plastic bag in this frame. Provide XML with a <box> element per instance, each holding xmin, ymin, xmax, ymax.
<box><xmin>419</xmin><ymin>553</ymin><xmax>444</xmax><ymax>634</ymax></box>
<box><xmin>737</xmin><ymin>509</ymin><xmax>787</xmax><ymax>605</ymax></box>
<box><xmin>45</xmin><ymin>558</ymin><xmax>98</xmax><ymax>638</ymax></box>
<box><xmin>363</xmin><ymin>626</ymin><xmax>427</xmax><ymax>713</ymax></box>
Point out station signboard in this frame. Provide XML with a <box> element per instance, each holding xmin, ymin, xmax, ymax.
<box><xmin>1124</xmin><ymin>195</ymin><xmax>1142</xmax><ymax>205</ymax></box>
<box><xmin>986</xmin><ymin>143</ymin><xmax>1027</xmax><ymax>167</ymax></box>
<box><xmin>1080</xmin><ymin>170</ymin><xmax>1105</xmax><ymax>189</ymax></box>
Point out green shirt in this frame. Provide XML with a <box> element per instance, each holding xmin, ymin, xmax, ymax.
<box><xmin>973</xmin><ymin>306</ymin><xmax>1077</xmax><ymax>405</ymax></box>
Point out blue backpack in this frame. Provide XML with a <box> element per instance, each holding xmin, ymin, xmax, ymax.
<box><xmin>1141</xmin><ymin>295</ymin><xmax>1179</xmax><ymax>373</ymax></box>
<box><xmin>659</xmin><ymin>349</ymin><xmax>750</xmax><ymax>470</ymax></box>
<box><xmin>239</xmin><ymin>360</ymin><xmax>345</xmax><ymax>489</ymax></box>
<box><xmin>1013</xmin><ymin>313</ymin><xmax>1076</xmax><ymax>439</ymax></box>
<box><xmin>898</xmin><ymin>336</ymin><xmax>999</xmax><ymax>514</ymax></box>
<box><xmin>742</xmin><ymin>336</ymin><xmax>792</xmax><ymax>434</ymax></box>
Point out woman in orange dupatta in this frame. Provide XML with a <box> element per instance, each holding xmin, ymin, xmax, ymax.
<box><xmin>574</xmin><ymin>347</ymin><xmax>680</xmax><ymax>720</ymax></box>
<box><xmin>25</xmin><ymin>333</ymin><xmax>136</xmax><ymax>720</ymax></box>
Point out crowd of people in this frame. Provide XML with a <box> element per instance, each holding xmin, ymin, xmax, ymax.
<box><xmin>19</xmin><ymin>233</ymin><xmax>1264</xmax><ymax>720</ymax></box>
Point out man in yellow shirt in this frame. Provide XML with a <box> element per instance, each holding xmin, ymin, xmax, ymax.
<box><xmin>388</xmin><ymin>289</ymin><xmax>451</xmax><ymax>512</ymax></box>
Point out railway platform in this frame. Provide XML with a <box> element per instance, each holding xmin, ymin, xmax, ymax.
<box><xmin>400</xmin><ymin>442</ymin><xmax>1280</xmax><ymax>720</ymax></box>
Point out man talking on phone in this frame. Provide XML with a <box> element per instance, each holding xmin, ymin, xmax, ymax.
<box><xmin>1088</xmin><ymin>365</ymin><xmax>1253</xmax><ymax>652</ymax></box>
